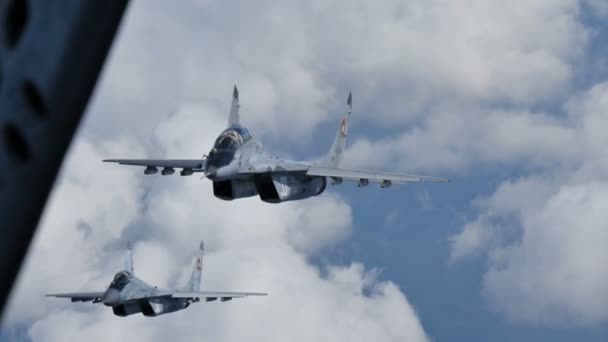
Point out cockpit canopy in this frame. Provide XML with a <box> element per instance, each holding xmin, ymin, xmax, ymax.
<box><xmin>212</xmin><ymin>126</ymin><xmax>252</xmax><ymax>152</ymax></box>
<box><xmin>110</xmin><ymin>271</ymin><xmax>132</xmax><ymax>291</ymax></box>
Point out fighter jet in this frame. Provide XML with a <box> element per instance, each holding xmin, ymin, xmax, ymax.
<box><xmin>104</xmin><ymin>87</ymin><xmax>450</xmax><ymax>203</ymax></box>
<box><xmin>46</xmin><ymin>241</ymin><xmax>266</xmax><ymax>317</ymax></box>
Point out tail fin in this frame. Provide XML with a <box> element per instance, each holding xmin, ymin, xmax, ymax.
<box><xmin>125</xmin><ymin>242</ymin><xmax>134</xmax><ymax>275</ymax></box>
<box><xmin>320</xmin><ymin>92</ymin><xmax>351</xmax><ymax>167</ymax></box>
<box><xmin>183</xmin><ymin>241</ymin><xmax>204</xmax><ymax>292</ymax></box>
<box><xmin>228</xmin><ymin>85</ymin><xmax>240</xmax><ymax>126</ymax></box>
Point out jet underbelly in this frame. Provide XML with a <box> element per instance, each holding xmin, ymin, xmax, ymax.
<box><xmin>256</xmin><ymin>173</ymin><xmax>326</xmax><ymax>203</ymax></box>
<box><xmin>141</xmin><ymin>298</ymin><xmax>189</xmax><ymax>317</ymax></box>
<box><xmin>213</xmin><ymin>179</ymin><xmax>258</xmax><ymax>200</ymax></box>
<box><xmin>112</xmin><ymin>302</ymin><xmax>142</xmax><ymax>317</ymax></box>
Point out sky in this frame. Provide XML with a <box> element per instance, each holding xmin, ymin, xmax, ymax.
<box><xmin>2</xmin><ymin>0</ymin><xmax>608</xmax><ymax>341</ymax></box>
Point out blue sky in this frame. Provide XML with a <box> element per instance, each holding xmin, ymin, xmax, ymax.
<box><xmin>323</xmin><ymin>4</ymin><xmax>608</xmax><ymax>339</ymax></box>
<box><xmin>3</xmin><ymin>1</ymin><xmax>608</xmax><ymax>341</ymax></box>
<box><xmin>319</xmin><ymin>173</ymin><xmax>608</xmax><ymax>341</ymax></box>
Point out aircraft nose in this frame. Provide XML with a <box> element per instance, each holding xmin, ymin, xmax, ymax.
<box><xmin>102</xmin><ymin>289</ymin><xmax>121</xmax><ymax>306</ymax></box>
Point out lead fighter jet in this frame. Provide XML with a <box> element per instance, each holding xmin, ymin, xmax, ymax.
<box><xmin>47</xmin><ymin>241</ymin><xmax>266</xmax><ymax>317</ymax></box>
<box><xmin>104</xmin><ymin>87</ymin><xmax>450</xmax><ymax>203</ymax></box>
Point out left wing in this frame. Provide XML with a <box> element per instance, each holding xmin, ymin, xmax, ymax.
<box><xmin>46</xmin><ymin>292</ymin><xmax>105</xmax><ymax>303</ymax></box>
<box><xmin>171</xmin><ymin>291</ymin><xmax>267</xmax><ymax>302</ymax></box>
<box><xmin>306</xmin><ymin>166</ymin><xmax>450</xmax><ymax>186</ymax></box>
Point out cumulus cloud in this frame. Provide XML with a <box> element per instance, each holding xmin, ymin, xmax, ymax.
<box><xmin>5</xmin><ymin>0</ymin><xmax>606</xmax><ymax>337</ymax></box>
<box><xmin>450</xmin><ymin>82</ymin><xmax>608</xmax><ymax>325</ymax></box>
<box><xmin>483</xmin><ymin>181</ymin><xmax>608</xmax><ymax>324</ymax></box>
<box><xmin>4</xmin><ymin>137</ymin><xmax>145</xmax><ymax>324</ymax></box>
<box><xmin>84</xmin><ymin>0</ymin><xmax>591</xmax><ymax>144</ymax></box>
<box><xmin>3</xmin><ymin>89</ymin><xmax>427</xmax><ymax>341</ymax></box>
<box><xmin>344</xmin><ymin>107</ymin><xmax>577</xmax><ymax>171</ymax></box>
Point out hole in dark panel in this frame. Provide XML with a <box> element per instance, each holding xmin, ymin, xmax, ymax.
<box><xmin>3</xmin><ymin>123</ymin><xmax>29</xmax><ymax>161</ymax></box>
<box><xmin>23</xmin><ymin>80</ymin><xmax>46</xmax><ymax>117</ymax></box>
<box><xmin>5</xmin><ymin>0</ymin><xmax>28</xmax><ymax>48</ymax></box>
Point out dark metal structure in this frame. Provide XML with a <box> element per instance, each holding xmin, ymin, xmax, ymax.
<box><xmin>0</xmin><ymin>0</ymin><xmax>129</xmax><ymax>317</ymax></box>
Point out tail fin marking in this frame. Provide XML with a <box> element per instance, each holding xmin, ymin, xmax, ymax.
<box><xmin>184</xmin><ymin>241</ymin><xmax>205</xmax><ymax>292</ymax></box>
<box><xmin>320</xmin><ymin>91</ymin><xmax>351</xmax><ymax>167</ymax></box>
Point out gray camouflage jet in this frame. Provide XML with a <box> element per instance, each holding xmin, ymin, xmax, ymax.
<box><xmin>47</xmin><ymin>241</ymin><xmax>266</xmax><ymax>317</ymax></box>
<box><xmin>104</xmin><ymin>87</ymin><xmax>450</xmax><ymax>203</ymax></box>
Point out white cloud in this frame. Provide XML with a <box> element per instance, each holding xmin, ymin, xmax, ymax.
<box><xmin>344</xmin><ymin>107</ymin><xmax>580</xmax><ymax>172</ymax></box>
<box><xmin>462</xmin><ymin>178</ymin><xmax>608</xmax><ymax>325</ymax></box>
<box><xmin>3</xmin><ymin>100</ymin><xmax>428</xmax><ymax>341</ymax></box>
<box><xmin>4</xmin><ymin>137</ymin><xmax>145</xmax><ymax>324</ymax></box>
<box><xmin>483</xmin><ymin>181</ymin><xmax>608</xmax><ymax>324</ymax></box>
<box><xmin>449</xmin><ymin>218</ymin><xmax>494</xmax><ymax>262</ymax></box>
<box><xmin>450</xmin><ymin>82</ymin><xmax>608</xmax><ymax>325</ymax></box>
<box><xmin>27</xmin><ymin>259</ymin><xmax>428</xmax><ymax>342</ymax></box>
<box><xmin>5</xmin><ymin>0</ymin><xmax>605</xmax><ymax>336</ymax></box>
<box><xmin>84</xmin><ymin>0</ymin><xmax>590</xmax><ymax>145</ymax></box>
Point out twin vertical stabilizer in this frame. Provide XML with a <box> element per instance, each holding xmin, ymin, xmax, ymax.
<box><xmin>125</xmin><ymin>242</ymin><xmax>134</xmax><ymax>275</ymax></box>
<box><xmin>123</xmin><ymin>241</ymin><xmax>203</xmax><ymax>292</ymax></box>
<box><xmin>320</xmin><ymin>91</ymin><xmax>352</xmax><ymax>167</ymax></box>
<box><xmin>228</xmin><ymin>86</ymin><xmax>240</xmax><ymax>127</ymax></box>
<box><xmin>184</xmin><ymin>241</ymin><xmax>204</xmax><ymax>292</ymax></box>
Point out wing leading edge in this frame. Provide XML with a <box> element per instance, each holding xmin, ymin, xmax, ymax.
<box><xmin>306</xmin><ymin>166</ymin><xmax>450</xmax><ymax>185</ymax></box>
<box><xmin>46</xmin><ymin>292</ymin><xmax>105</xmax><ymax>303</ymax></box>
<box><xmin>171</xmin><ymin>291</ymin><xmax>267</xmax><ymax>301</ymax></box>
<box><xmin>103</xmin><ymin>159</ymin><xmax>205</xmax><ymax>175</ymax></box>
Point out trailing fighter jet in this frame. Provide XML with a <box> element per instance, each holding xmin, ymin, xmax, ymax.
<box><xmin>104</xmin><ymin>87</ymin><xmax>450</xmax><ymax>203</ymax></box>
<box><xmin>46</xmin><ymin>241</ymin><xmax>266</xmax><ymax>317</ymax></box>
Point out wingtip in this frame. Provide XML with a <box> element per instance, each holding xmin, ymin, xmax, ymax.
<box><xmin>200</xmin><ymin>240</ymin><xmax>205</xmax><ymax>252</ymax></box>
<box><xmin>347</xmin><ymin>91</ymin><xmax>352</xmax><ymax>106</ymax></box>
<box><xmin>233</xmin><ymin>85</ymin><xmax>239</xmax><ymax>99</ymax></box>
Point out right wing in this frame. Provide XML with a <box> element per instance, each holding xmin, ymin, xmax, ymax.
<box><xmin>103</xmin><ymin>159</ymin><xmax>205</xmax><ymax>174</ymax></box>
<box><xmin>46</xmin><ymin>292</ymin><xmax>105</xmax><ymax>303</ymax></box>
<box><xmin>306</xmin><ymin>166</ymin><xmax>450</xmax><ymax>184</ymax></box>
<box><xmin>171</xmin><ymin>291</ymin><xmax>267</xmax><ymax>302</ymax></box>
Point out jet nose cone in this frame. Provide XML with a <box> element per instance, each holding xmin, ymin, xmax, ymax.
<box><xmin>102</xmin><ymin>289</ymin><xmax>121</xmax><ymax>306</ymax></box>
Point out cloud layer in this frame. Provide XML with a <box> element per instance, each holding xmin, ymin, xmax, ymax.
<box><xmin>450</xmin><ymin>83</ymin><xmax>608</xmax><ymax>324</ymax></box>
<box><xmin>87</xmin><ymin>0</ymin><xmax>590</xmax><ymax>142</ymax></box>
<box><xmin>3</xmin><ymin>0</ymin><xmax>608</xmax><ymax>339</ymax></box>
<box><xmin>4</xmin><ymin>98</ymin><xmax>428</xmax><ymax>341</ymax></box>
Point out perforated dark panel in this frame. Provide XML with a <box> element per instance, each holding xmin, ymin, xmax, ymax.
<box><xmin>0</xmin><ymin>0</ymin><xmax>129</xmax><ymax>316</ymax></box>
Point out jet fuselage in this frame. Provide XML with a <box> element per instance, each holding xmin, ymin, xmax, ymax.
<box><xmin>102</xmin><ymin>271</ymin><xmax>190</xmax><ymax>317</ymax></box>
<box><xmin>205</xmin><ymin>126</ymin><xmax>326</xmax><ymax>203</ymax></box>
<box><xmin>102</xmin><ymin>87</ymin><xmax>450</xmax><ymax>202</ymax></box>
